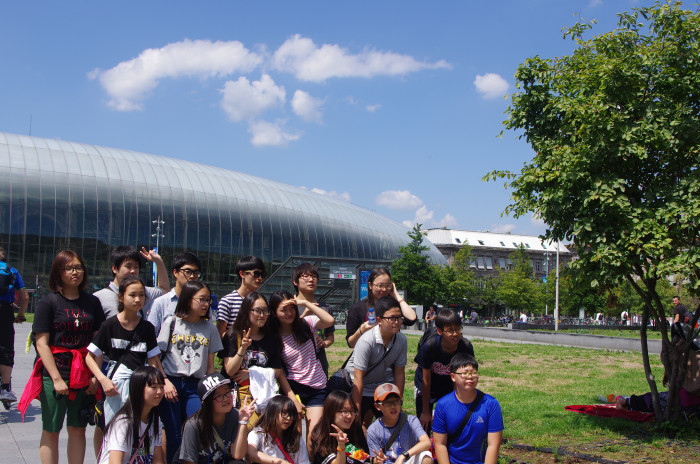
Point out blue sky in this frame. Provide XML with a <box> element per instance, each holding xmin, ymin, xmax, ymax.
<box><xmin>1</xmin><ymin>0</ymin><xmax>656</xmax><ymax>237</ymax></box>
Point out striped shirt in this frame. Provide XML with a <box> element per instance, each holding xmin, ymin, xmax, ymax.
<box><xmin>280</xmin><ymin>316</ymin><xmax>327</xmax><ymax>389</ymax></box>
<box><xmin>217</xmin><ymin>290</ymin><xmax>243</xmax><ymax>333</ymax></box>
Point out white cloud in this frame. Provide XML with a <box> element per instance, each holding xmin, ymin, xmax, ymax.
<box><xmin>531</xmin><ymin>215</ymin><xmax>546</xmax><ymax>228</ymax></box>
<box><xmin>220</xmin><ymin>74</ymin><xmax>285</xmax><ymax>122</ymax></box>
<box><xmin>403</xmin><ymin>206</ymin><xmax>458</xmax><ymax>229</ymax></box>
<box><xmin>474</xmin><ymin>73</ymin><xmax>509</xmax><ymax>99</ymax></box>
<box><xmin>248</xmin><ymin>120</ymin><xmax>300</xmax><ymax>147</ymax></box>
<box><xmin>438</xmin><ymin>214</ymin><xmax>459</xmax><ymax>228</ymax></box>
<box><xmin>306</xmin><ymin>187</ymin><xmax>351</xmax><ymax>202</ymax></box>
<box><xmin>375</xmin><ymin>190</ymin><xmax>423</xmax><ymax>211</ymax></box>
<box><xmin>366</xmin><ymin>104</ymin><xmax>381</xmax><ymax>113</ymax></box>
<box><xmin>89</xmin><ymin>39</ymin><xmax>262</xmax><ymax>111</ymax></box>
<box><xmin>272</xmin><ymin>34</ymin><xmax>451</xmax><ymax>82</ymax></box>
<box><xmin>291</xmin><ymin>90</ymin><xmax>325</xmax><ymax>123</ymax></box>
<box><xmin>492</xmin><ymin>224</ymin><xmax>516</xmax><ymax>234</ymax></box>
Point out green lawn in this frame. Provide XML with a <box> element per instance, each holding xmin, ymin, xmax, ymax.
<box><xmin>328</xmin><ymin>330</ymin><xmax>699</xmax><ymax>463</ymax></box>
<box><xmin>528</xmin><ymin>327</ymin><xmax>664</xmax><ymax>339</ymax></box>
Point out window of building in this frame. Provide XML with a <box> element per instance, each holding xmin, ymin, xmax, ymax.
<box><xmin>478</xmin><ymin>256</ymin><xmax>485</xmax><ymax>269</ymax></box>
<box><xmin>455</xmin><ymin>238</ymin><xmax>461</xmax><ymax>243</ymax></box>
<box><xmin>525</xmin><ymin>243</ymin><xmax>531</xmax><ymax>248</ymax></box>
<box><xmin>485</xmin><ymin>256</ymin><xmax>493</xmax><ymax>270</ymax></box>
<box><xmin>500</xmin><ymin>241</ymin><xmax>506</xmax><ymax>246</ymax></box>
<box><xmin>536</xmin><ymin>260</ymin><xmax>542</xmax><ymax>272</ymax></box>
<box><xmin>507</xmin><ymin>258</ymin><xmax>513</xmax><ymax>270</ymax></box>
<box><xmin>478</xmin><ymin>240</ymin><xmax>485</xmax><ymax>246</ymax></box>
<box><xmin>470</xmin><ymin>257</ymin><xmax>476</xmax><ymax>268</ymax></box>
<box><xmin>513</xmin><ymin>242</ymin><xmax>518</xmax><ymax>247</ymax></box>
<box><xmin>499</xmin><ymin>257</ymin><xmax>506</xmax><ymax>269</ymax></box>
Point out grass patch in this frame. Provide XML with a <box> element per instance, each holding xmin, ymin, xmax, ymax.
<box><xmin>328</xmin><ymin>330</ymin><xmax>700</xmax><ymax>462</ymax></box>
<box><xmin>528</xmin><ymin>327</ymin><xmax>663</xmax><ymax>339</ymax></box>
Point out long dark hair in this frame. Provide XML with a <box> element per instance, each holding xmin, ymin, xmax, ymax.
<box><xmin>269</xmin><ymin>290</ymin><xmax>313</xmax><ymax>345</ymax></box>
<box><xmin>229</xmin><ymin>291</ymin><xmax>269</xmax><ymax>338</ymax></box>
<box><xmin>256</xmin><ymin>395</ymin><xmax>301</xmax><ymax>454</ymax></box>
<box><xmin>101</xmin><ymin>366</ymin><xmax>164</xmax><ymax>461</ymax></box>
<box><xmin>188</xmin><ymin>385</ymin><xmax>228</xmax><ymax>450</ymax></box>
<box><xmin>174</xmin><ymin>280</ymin><xmax>210</xmax><ymax>319</ymax></box>
<box><xmin>309</xmin><ymin>391</ymin><xmax>367</xmax><ymax>460</ymax></box>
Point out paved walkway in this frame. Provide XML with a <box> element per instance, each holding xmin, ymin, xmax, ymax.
<box><xmin>0</xmin><ymin>322</ymin><xmax>99</xmax><ymax>464</ymax></box>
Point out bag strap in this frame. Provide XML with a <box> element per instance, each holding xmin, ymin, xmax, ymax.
<box><xmin>128</xmin><ymin>428</ymin><xmax>149</xmax><ymax>464</ymax></box>
<box><xmin>384</xmin><ymin>412</ymin><xmax>408</xmax><ymax>450</ymax></box>
<box><xmin>213</xmin><ymin>416</ymin><xmax>230</xmax><ymax>457</ymax></box>
<box><xmin>108</xmin><ymin>322</ymin><xmax>140</xmax><ymax>380</ymax></box>
<box><xmin>447</xmin><ymin>390</ymin><xmax>485</xmax><ymax>445</ymax></box>
<box><xmin>270</xmin><ymin>432</ymin><xmax>295</xmax><ymax>464</ymax></box>
<box><xmin>365</xmin><ymin>334</ymin><xmax>396</xmax><ymax>377</ymax></box>
<box><xmin>161</xmin><ymin>317</ymin><xmax>176</xmax><ymax>360</ymax></box>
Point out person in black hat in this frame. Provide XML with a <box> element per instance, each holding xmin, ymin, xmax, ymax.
<box><xmin>178</xmin><ymin>372</ymin><xmax>256</xmax><ymax>464</ymax></box>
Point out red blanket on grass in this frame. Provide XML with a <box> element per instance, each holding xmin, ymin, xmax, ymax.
<box><xmin>565</xmin><ymin>404</ymin><xmax>655</xmax><ymax>422</ymax></box>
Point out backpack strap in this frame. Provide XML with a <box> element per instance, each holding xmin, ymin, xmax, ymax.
<box><xmin>447</xmin><ymin>391</ymin><xmax>485</xmax><ymax>445</ymax></box>
<box><xmin>385</xmin><ymin>412</ymin><xmax>408</xmax><ymax>450</ymax></box>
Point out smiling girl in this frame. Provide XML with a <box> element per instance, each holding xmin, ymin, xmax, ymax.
<box><xmin>158</xmin><ymin>280</ymin><xmax>223</xmax><ymax>464</ymax></box>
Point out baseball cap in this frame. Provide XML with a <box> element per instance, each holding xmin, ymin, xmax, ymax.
<box><xmin>374</xmin><ymin>383</ymin><xmax>402</xmax><ymax>403</ymax></box>
<box><xmin>198</xmin><ymin>373</ymin><xmax>231</xmax><ymax>401</ymax></box>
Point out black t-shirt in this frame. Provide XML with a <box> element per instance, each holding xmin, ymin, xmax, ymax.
<box><xmin>89</xmin><ymin>316</ymin><xmax>159</xmax><ymax>372</ymax></box>
<box><xmin>346</xmin><ymin>298</ymin><xmax>416</xmax><ymax>343</ymax></box>
<box><xmin>33</xmin><ymin>291</ymin><xmax>106</xmax><ymax>380</ymax></box>
<box><xmin>222</xmin><ymin>331</ymin><xmax>283</xmax><ymax>370</ymax></box>
<box><xmin>414</xmin><ymin>334</ymin><xmax>475</xmax><ymax>401</ymax></box>
<box><xmin>675</xmin><ymin>304</ymin><xmax>693</xmax><ymax>324</ymax></box>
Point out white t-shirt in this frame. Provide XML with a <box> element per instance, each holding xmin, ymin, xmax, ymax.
<box><xmin>248</xmin><ymin>428</ymin><xmax>310</xmax><ymax>464</ymax></box>
<box><xmin>519</xmin><ymin>313</ymin><xmax>528</xmax><ymax>322</ymax></box>
<box><xmin>99</xmin><ymin>415</ymin><xmax>162</xmax><ymax>464</ymax></box>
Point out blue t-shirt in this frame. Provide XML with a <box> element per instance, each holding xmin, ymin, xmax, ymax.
<box><xmin>432</xmin><ymin>390</ymin><xmax>503</xmax><ymax>464</ymax></box>
<box><xmin>367</xmin><ymin>413</ymin><xmax>427</xmax><ymax>464</ymax></box>
<box><xmin>0</xmin><ymin>263</ymin><xmax>25</xmax><ymax>303</ymax></box>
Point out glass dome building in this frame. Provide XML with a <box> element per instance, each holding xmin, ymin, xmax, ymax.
<box><xmin>0</xmin><ymin>132</ymin><xmax>445</xmax><ymax>311</ymax></box>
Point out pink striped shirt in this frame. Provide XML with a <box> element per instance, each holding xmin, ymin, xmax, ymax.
<box><xmin>280</xmin><ymin>316</ymin><xmax>327</xmax><ymax>389</ymax></box>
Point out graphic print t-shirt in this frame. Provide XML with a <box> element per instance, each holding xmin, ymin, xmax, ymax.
<box><xmin>158</xmin><ymin>316</ymin><xmax>223</xmax><ymax>378</ymax></box>
<box><xmin>88</xmin><ymin>316</ymin><xmax>160</xmax><ymax>372</ymax></box>
<box><xmin>33</xmin><ymin>292</ymin><xmax>105</xmax><ymax>380</ymax></box>
<box><xmin>180</xmin><ymin>408</ymin><xmax>240</xmax><ymax>464</ymax></box>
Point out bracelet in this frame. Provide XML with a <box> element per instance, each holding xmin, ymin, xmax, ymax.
<box><xmin>236</xmin><ymin>352</ymin><xmax>245</xmax><ymax>357</ymax></box>
<box><xmin>239</xmin><ymin>420</ymin><xmax>249</xmax><ymax>425</ymax></box>
<box><xmin>337</xmin><ymin>447</ymin><xmax>345</xmax><ymax>452</ymax></box>
<box><xmin>359</xmin><ymin>327</ymin><xmax>364</xmax><ymax>335</ymax></box>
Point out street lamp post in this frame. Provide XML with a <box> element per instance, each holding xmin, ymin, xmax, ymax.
<box><xmin>151</xmin><ymin>216</ymin><xmax>165</xmax><ymax>286</ymax></box>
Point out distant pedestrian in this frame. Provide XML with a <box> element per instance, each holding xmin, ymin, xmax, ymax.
<box><xmin>0</xmin><ymin>246</ymin><xmax>29</xmax><ymax>403</ymax></box>
<box><xmin>425</xmin><ymin>307</ymin><xmax>436</xmax><ymax>332</ymax></box>
<box><xmin>519</xmin><ymin>312</ymin><xmax>527</xmax><ymax>323</ymax></box>
<box><xmin>672</xmin><ymin>297</ymin><xmax>693</xmax><ymax>325</ymax></box>
<box><xmin>469</xmin><ymin>310</ymin><xmax>478</xmax><ymax>325</ymax></box>
<box><xmin>621</xmin><ymin>310</ymin><xmax>629</xmax><ymax>326</ymax></box>
<box><xmin>595</xmin><ymin>312</ymin><xmax>603</xmax><ymax>325</ymax></box>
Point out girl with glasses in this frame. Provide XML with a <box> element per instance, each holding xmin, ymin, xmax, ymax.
<box><xmin>247</xmin><ymin>395</ymin><xmax>309</xmax><ymax>464</ymax></box>
<box><xmin>98</xmin><ymin>366</ymin><xmax>165</xmax><ymax>464</ymax></box>
<box><xmin>158</xmin><ymin>280</ymin><xmax>224</xmax><ymax>464</ymax></box>
<box><xmin>346</xmin><ymin>268</ymin><xmax>416</xmax><ymax>349</ymax></box>
<box><xmin>20</xmin><ymin>250</ymin><xmax>106</xmax><ymax>464</ymax></box>
<box><xmin>269</xmin><ymin>290</ymin><xmax>335</xmax><ymax>452</ymax></box>
<box><xmin>309</xmin><ymin>391</ymin><xmax>375</xmax><ymax>464</ymax></box>
<box><xmin>223</xmin><ymin>292</ymin><xmax>284</xmax><ymax>425</ymax></box>
<box><xmin>178</xmin><ymin>372</ymin><xmax>256</xmax><ymax>464</ymax></box>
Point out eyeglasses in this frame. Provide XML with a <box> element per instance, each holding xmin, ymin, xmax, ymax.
<box><xmin>280</xmin><ymin>411</ymin><xmax>295</xmax><ymax>420</ymax></box>
<box><xmin>298</xmin><ymin>274</ymin><xmax>318</xmax><ymax>281</ymax></box>
<box><xmin>441</xmin><ymin>328</ymin><xmax>462</xmax><ymax>335</ymax></box>
<box><xmin>251</xmin><ymin>307</ymin><xmax>270</xmax><ymax>316</ymax></box>
<box><xmin>370</xmin><ymin>283</ymin><xmax>392</xmax><ymax>290</ymax></box>
<box><xmin>337</xmin><ymin>409</ymin><xmax>357</xmax><ymax>416</ymax></box>
<box><xmin>377</xmin><ymin>399</ymin><xmax>403</xmax><ymax>407</ymax></box>
<box><xmin>61</xmin><ymin>266</ymin><xmax>85</xmax><ymax>273</ymax></box>
<box><xmin>194</xmin><ymin>298</ymin><xmax>212</xmax><ymax>305</ymax></box>
<box><xmin>380</xmin><ymin>315</ymin><xmax>404</xmax><ymax>324</ymax></box>
<box><xmin>245</xmin><ymin>270</ymin><xmax>266</xmax><ymax>279</ymax></box>
<box><xmin>176</xmin><ymin>268</ymin><xmax>202</xmax><ymax>279</ymax></box>
<box><xmin>212</xmin><ymin>389</ymin><xmax>232</xmax><ymax>402</ymax></box>
<box><xmin>454</xmin><ymin>371</ymin><xmax>479</xmax><ymax>379</ymax></box>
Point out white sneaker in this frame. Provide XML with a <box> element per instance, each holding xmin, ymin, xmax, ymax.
<box><xmin>0</xmin><ymin>389</ymin><xmax>17</xmax><ymax>402</ymax></box>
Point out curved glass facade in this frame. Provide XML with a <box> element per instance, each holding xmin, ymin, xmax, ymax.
<box><xmin>0</xmin><ymin>132</ymin><xmax>445</xmax><ymax>307</ymax></box>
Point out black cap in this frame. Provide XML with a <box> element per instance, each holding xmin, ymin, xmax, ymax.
<box><xmin>197</xmin><ymin>373</ymin><xmax>231</xmax><ymax>401</ymax></box>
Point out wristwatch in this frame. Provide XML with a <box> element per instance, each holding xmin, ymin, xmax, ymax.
<box><xmin>402</xmin><ymin>451</ymin><xmax>410</xmax><ymax>461</ymax></box>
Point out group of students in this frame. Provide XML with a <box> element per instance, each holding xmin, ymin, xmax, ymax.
<box><xmin>16</xmin><ymin>246</ymin><xmax>503</xmax><ymax>464</ymax></box>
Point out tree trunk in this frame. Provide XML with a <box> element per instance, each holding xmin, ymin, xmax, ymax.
<box><xmin>640</xmin><ymin>307</ymin><xmax>663</xmax><ymax>422</ymax></box>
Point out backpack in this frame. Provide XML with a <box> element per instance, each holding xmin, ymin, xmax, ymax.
<box><xmin>0</xmin><ymin>262</ymin><xmax>14</xmax><ymax>297</ymax></box>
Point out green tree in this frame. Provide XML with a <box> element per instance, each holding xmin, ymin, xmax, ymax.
<box><xmin>486</xmin><ymin>1</ymin><xmax>700</xmax><ymax>422</ymax></box>
<box><xmin>435</xmin><ymin>244</ymin><xmax>477</xmax><ymax>307</ymax></box>
<box><xmin>391</xmin><ymin>224</ymin><xmax>440</xmax><ymax>308</ymax></box>
<box><xmin>496</xmin><ymin>247</ymin><xmax>543</xmax><ymax>315</ymax></box>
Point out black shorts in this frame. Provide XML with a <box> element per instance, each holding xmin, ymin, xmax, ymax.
<box><xmin>0</xmin><ymin>302</ymin><xmax>15</xmax><ymax>366</ymax></box>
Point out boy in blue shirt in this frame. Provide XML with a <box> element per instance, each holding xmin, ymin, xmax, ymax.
<box><xmin>432</xmin><ymin>354</ymin><xmax>503</xmax><ymax>464</ymax></box>
<box><xmin>367</xmin><ymin>383</ymin><xmax>433</xmax><ymax>464</ymax></box>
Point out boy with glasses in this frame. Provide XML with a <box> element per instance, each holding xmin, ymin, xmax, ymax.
<box><xmin>292</xmin><ymin>262</ymin><xmax>335</xmax><ymax>376</ymax></box>
<box><xmin>148</xmin><ymin>252</ymin><xmax>203</xmax><ymax>336</ymax></box>
<box><xmin>432</xmin><ymin>354</ymin><xmax>503</xmax><ymax>464</ymax></box>
<box><xmin>346</xmin><ymin>296</ymin><xmax>408</xmax><ymax>425</ymax></box>
<box><xmin>367</xmin><ymin>383</ymin><xmax>433</xmax><ymax>464</ymax></box>
<box><xmin>217</xmin><ymin>256</ymin><xmax>267</xmax><ymax>338</ymax></box>
<box><xmin>414</xmin><ymin>310</ymin><xmax>475</xmax><ymax>431</ymax></box>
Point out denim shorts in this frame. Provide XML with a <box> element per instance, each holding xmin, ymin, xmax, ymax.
<box><xmin>288</xmin><ymin>378</ymin><xmax>328</xmax><ymax>407</ymax></box>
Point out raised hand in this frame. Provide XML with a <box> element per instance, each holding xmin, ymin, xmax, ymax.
<box><xmin>373</xmin><ymin>449</ymin><xmax>387</xmax><ymax>464</ymax></box>
<box><xmin>330</xmin><ymin>424</ymin><xmax>349</xmax><ymax>448</ymax></box>
<box><xmin>240</xmin><ymin>328</ymin><xmax>253</xmax><ymax>350</ymax></box>
<box><xmin>239</xmin><ymin>395</ymin><xmax>257</xmax><ymax>422</ymax></box>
